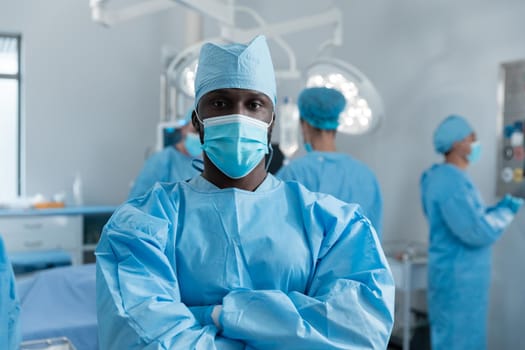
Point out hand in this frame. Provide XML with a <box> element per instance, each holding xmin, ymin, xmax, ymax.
<box><xmin>502</xmin><ymin>194</ymin><xmax>524</xmax><ymax>214</ymax></box>
<box><xmin>211</xmin><ymin>305</ymin><xmax>223</xmax><ymax>330</ymax></box>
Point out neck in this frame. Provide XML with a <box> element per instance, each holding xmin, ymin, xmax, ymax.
<box><xmin>311</xmin><ymin>132</ymin><xmax>336</xmax><ymax>152</ymax></box>
<box><xmin>445</xmin><ymin>153</ymin><xmax>468</xmax><ymax>169</ymax></box>
<box><xmin>201</xmin><ymin>156</ymin><xmax>267</xmax><ymax>191</ymax></box>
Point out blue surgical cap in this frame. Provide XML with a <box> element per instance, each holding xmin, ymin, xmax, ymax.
<box><xmin>194</xmin><ymin>35</ymin><xmax>277</xmax><ymax>107</ymax></box>
<box><xmin>298</xmin><ymin>87</ymin><xmax>346</xmax><ymax>130</ymax></box>
<box><xmin>433</xmin><ymin>114</ymin><xmax>474</xmax><ymax>154</ymax></box>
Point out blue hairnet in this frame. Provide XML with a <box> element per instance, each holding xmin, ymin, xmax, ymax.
<box><xmin>194</xmin><ymin>35</ymin><xmax>277</xmax><ymax>108</ymax></box>
<box><xmin>433</xmin><ymin>114</ymin><xmax>474</xmax><ymax>154</ymax></box>
<box><xmin>298</xmin><ymin>87</ymin><xmax>346</xmax><ymax>130</ymax></box>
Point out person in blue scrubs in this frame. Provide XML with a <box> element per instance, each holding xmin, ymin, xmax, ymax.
<box><xmin>277</xmin><ymin>87</ymin><xmax>383</xmax><ymax>237</ymax></box>
<box><xmin>420</xmin><ymin>115</ymin><xmax>523</xmax><ymax>350</ymax></box>
<box><xmin>0</xmin><ymin>235</ymin><xmax>20</xmax><ymax>350</ymax></box>
<box><xmin>128</xmin><ymin>112</ymin><xmax>202</xmax><ymax>199</ymax></box>
<box><xmin>96</xmin><ymin>35</ymin><xmax>394</xmax><ymax>350</ymax></box>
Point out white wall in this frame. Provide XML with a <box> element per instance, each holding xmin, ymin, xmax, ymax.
<box><xmin>0</xmin><ymin>0</ymin><xmax>188</xmax><ymax>205</ymax></box>
<box><xmin>235</xmin><ymin>0</ymin><xmax>525</xmax><ymax>348</ymax></box>
<box><xmin>2</xmin><ymin>0</ymin><xmax>524</xmax><ymax>348</ymax></box>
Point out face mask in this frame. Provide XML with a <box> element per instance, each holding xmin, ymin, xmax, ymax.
<box><xmin>198</xmin><ymin>113</ymin><xmax>271</xmax><ymax>179</ymax></box>
<box><xmin>184</xmin><ymin>133</ymin><xmax>202</xmax><ymax>157</ymax></box>
<box><xmin>304</xmin><ymin>143</ymin><xmax>313</xmax><ymax>153</ymax></box>
<box><xmin>467</xmin><ymin>141</ymin><xmax>482</xmax><ymax>164</ymax></box>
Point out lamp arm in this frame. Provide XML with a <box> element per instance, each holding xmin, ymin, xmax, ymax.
<box><xmin>90</xmin><ymin>0</ymin><xmax>234</xmax><ymax>27</ymax></box>
<box><xmin>222</xmin><ymin>7</ymin><xmax>342</xmax><ymax>45</ymax></box>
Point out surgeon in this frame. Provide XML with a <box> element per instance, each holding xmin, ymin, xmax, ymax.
<box><xmin>420</xmin><ymin>114</ymin><xmax>523</xmax><ymax>350</ymax></box>
<box><xmin>128</xmin><ymin>109</ymin><xmax>202</xmax><ymax>198</ymax></box>
<box><xmin>277</xmin><ymin>87</ymin><xmax>383</xmax><ymax>238</ymax></box>
<box><xmin>96</xmin><ymin>35</ymin><xmax>394</xmax><ymax>349</ymax></box>
<box><xmin>0</xmin><ymin>236</ymin><xmax>20</xmax><ymax>350</ymax></box>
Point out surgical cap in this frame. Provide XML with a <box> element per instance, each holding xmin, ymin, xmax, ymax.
<box><xmin>298</xmin><ymin>87</ymin><xmax>346</xmax><ymax>130</ymax></box>
<box><xmin>433</xmin><ymin>114</ymin><xmax>474</xmax><ymax>154</ymax></box>
<box><xmin>194</xmin><ymin>35</ymin><xmax>277</xmax><ymax>107</ymax></box>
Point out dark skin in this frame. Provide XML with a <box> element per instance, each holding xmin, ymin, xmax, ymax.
<box><xmin>445</xmin><ymin>132</ymin><xmax>477</xmax><ymax>170</ymax></box>
<box><xmin>192</xmin><ymin>88</ymin><xmax>274</xmax><ymax>191</ymax></box>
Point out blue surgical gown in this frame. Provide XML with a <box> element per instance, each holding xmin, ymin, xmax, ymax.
<box><xmin>129</xmin><ymin>146</ymin><xmax>200</xmax><ymax>199</ymax></box>
<box><xmin>0</xmin><ymin>236</ymin><xmax>20</xmax><ymax>350</ymax></box>
<box><xmin>277</xmin><ymin>151</ymin><xmax>383</xmax><ymax>238</ymax></box>
<box><xmin>420</xmin><ymin>163</ymin><xmax>515</xmax><ymax>350</ymax></box>
<box><xmin>96</xmin><ymin>174</ymin><xmax>394</xmax><ymax>349</ymax></box>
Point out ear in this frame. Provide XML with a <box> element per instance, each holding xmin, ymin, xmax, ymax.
<box><xmin>191</xmin><ymin>111</ymin><xmax>200</xmax><ymax>132</ymax></box>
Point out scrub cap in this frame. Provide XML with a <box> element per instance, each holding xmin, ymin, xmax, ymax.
<box><xmin>433</xmin><ymin>114</ymin><xmax>474</xmax><ymax>154</ymax></box>
<box><xmin>194</xmin><ymin>35</ymin><xmax>277</xmax><ymax>107</ymax></box>
<box><xmin>298</xmin><ymin>87</ymin><xmax>346</xmax><ymax>130</ymax></box>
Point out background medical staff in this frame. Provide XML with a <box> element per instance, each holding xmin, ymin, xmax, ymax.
<box><xmin>420</xmin><ymin>114</ymin><xmax>523</xmax><ymax>350</ymax></box>
<box><xmin>277</xmin><ymin>87</ymin><xmax>383</xmax><ymax>237</ymax></box>
<box><xmin>96</xmin><ymin>35</ymin><xmax>394</xmax><ymax>349</ymax></box>
<box><xmin>0</xmin><ymin>236</ymin><xmax>20</xmax><ymax>350</ymax></box>
<box><xmin>128</xmin><ymin>110</ymin><xmax>202</xmax><ymax>198</ymax></box>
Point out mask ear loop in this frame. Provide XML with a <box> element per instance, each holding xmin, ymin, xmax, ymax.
<box><xmin>265</xmin><ymin>143</ymin><xmax>274</xmax><ymax>173</ymax></box>
<box><xmin>192</xmin><ymin>158</ymin><xmax>204</xmax><ymax>173</ymax></box>
<box><xmin>264</xmin><ymin>112</ymin><xmax>275</xmax><ymax>172</ymax></box>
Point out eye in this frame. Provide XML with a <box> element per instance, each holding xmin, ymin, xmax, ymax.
<box><xmin>212</xmin><ymin>99</ymin><xmax>227</xmax><ymax>108</ymax></box>
<box><xmin>248</xmin><ymin>100</ymin><xmax>263</xmax><ymax>110</ymax></box>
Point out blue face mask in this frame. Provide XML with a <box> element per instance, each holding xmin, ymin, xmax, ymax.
<box><xmin>304</xmin><ymin>143</ymin><xmax>313</xmax><ymax>153</ymax></box>
<box><xmin>198</xmin><ymin>113</ymin><xmax>271</xmax><ymax>179</ymax></box>
<box><xmin>184</xmin><ymin>133</ymin><xmax>202</xmax><ymax>157</ymax></box>
<box><xmin>467</xmin><ymin>141</ymin><xmax>482</xmax><ymax>164</ymax></box>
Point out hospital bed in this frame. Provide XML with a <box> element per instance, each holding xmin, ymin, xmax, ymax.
<box><xmin>17</xmin><ymin>264</ymin><xmax>97</xmax><ymax>350</ymax></box>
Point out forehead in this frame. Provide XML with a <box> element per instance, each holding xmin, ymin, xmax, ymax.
<box><xmin>198</xmin><ymin>88</ymin><xmax>272</xmax><ymax>104</ymax></box>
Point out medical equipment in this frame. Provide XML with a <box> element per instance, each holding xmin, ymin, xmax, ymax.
<box><xmin>305</xmin><ymin>58</ymin><xmax>384</xmax><ymax>135</ymax></box>
<box><xmin>497</xmin><ymin>59</ymin><xmax>525</xmax><ymax>198</ymax></box>
<box><xmin>278</xmin><ymin>97</ymin><xmax>300</xmax><ymax>162</ymax></box>
<box><xmin>384</xmin><ymin>241</ymin><xmax>429</xmax><ymax>350</ymax></box>
<box><xmin>20</xmin><ymin>337</ymin><xmax>77</xmax><ymax>350</ymax></box>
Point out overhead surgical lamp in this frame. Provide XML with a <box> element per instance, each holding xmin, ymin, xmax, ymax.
<box><xmin>305</xmin><ymin>57</ymin><xmax>384</xmax><ymax>135</ymax></box>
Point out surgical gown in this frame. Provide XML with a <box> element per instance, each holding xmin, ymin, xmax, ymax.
<box><xmin>0</xmin><ymin>236</ymin><xmax>20</xmax><ymax>350</ymax></box>
<box><xmin>420</xmin><ymin>163</ymin><xmax>515</xmax><ymax>350</ymax></box>
<box><xmin>96</xmin><ymin>174</ymin><xmax>394</xmax><ymax>349</ymax></box>
<box><xmin>277</xmin><ymin>151</ymin><xmax>383</xmax><ymax>238</ymax></box>
<box><xmin>129</xmin><ymin>146</ymin><xmax>200</xmax><ymax>199</ymax></box>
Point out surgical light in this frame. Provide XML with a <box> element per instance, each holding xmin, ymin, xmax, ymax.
<box><xmin>167</xmin><ymin>49</ymin><xmax>199</xmax><ymax>99</ymax></box>
<box><xmin>305</xmin><ymin>58</ymin><xmax>384</xmax><ymax>135</ymax></box>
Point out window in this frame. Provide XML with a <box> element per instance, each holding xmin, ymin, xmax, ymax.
<box><xmin>0</xmin><ymin>34</ymin><xmax>21</xmax><ymax>201</ymax></box>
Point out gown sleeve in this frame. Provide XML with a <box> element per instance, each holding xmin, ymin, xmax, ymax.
<box><xmin>96</xmin><ymin>184</ymin><xmax>245</xmax><ymax>350</ymax></box>
<box><xmin>439</xmin><ymin>186</ymin><xmax>515</xmax><ymax>247</ymax></box>
<box><xmin>218</xmin><ymin>195</ymin><xmax>395</xmax><ymax>350</ymax></box>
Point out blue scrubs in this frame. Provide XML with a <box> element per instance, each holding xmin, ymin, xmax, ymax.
<box><xmin>0</xmin><ymin>236</ymin><xmax>20</xmax><ymax>350</ymax></box>
<box><xmin>96</xmin><ymin>174</ymin><xmax>394</xmax><ymax>349</ymax></box>
<box><xmin>277</xmin><ymin>151</ymin><xmax>383</xmax><ymax>238</ymax></box>
<box><xmin>420</xmin><ymin>164</ymin><xmax>515</xmax><ymax>350</ymax></box>
<box><xmin>129</xmin><ymin>146</ymin><xmax>200</xmax><ymax>199</ymax></box>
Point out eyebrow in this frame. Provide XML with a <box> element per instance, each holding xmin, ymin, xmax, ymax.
<box><xmin>205</xmin><ymin>89</ymin><xmax>270</xmax><ymax>101</ymax></box>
